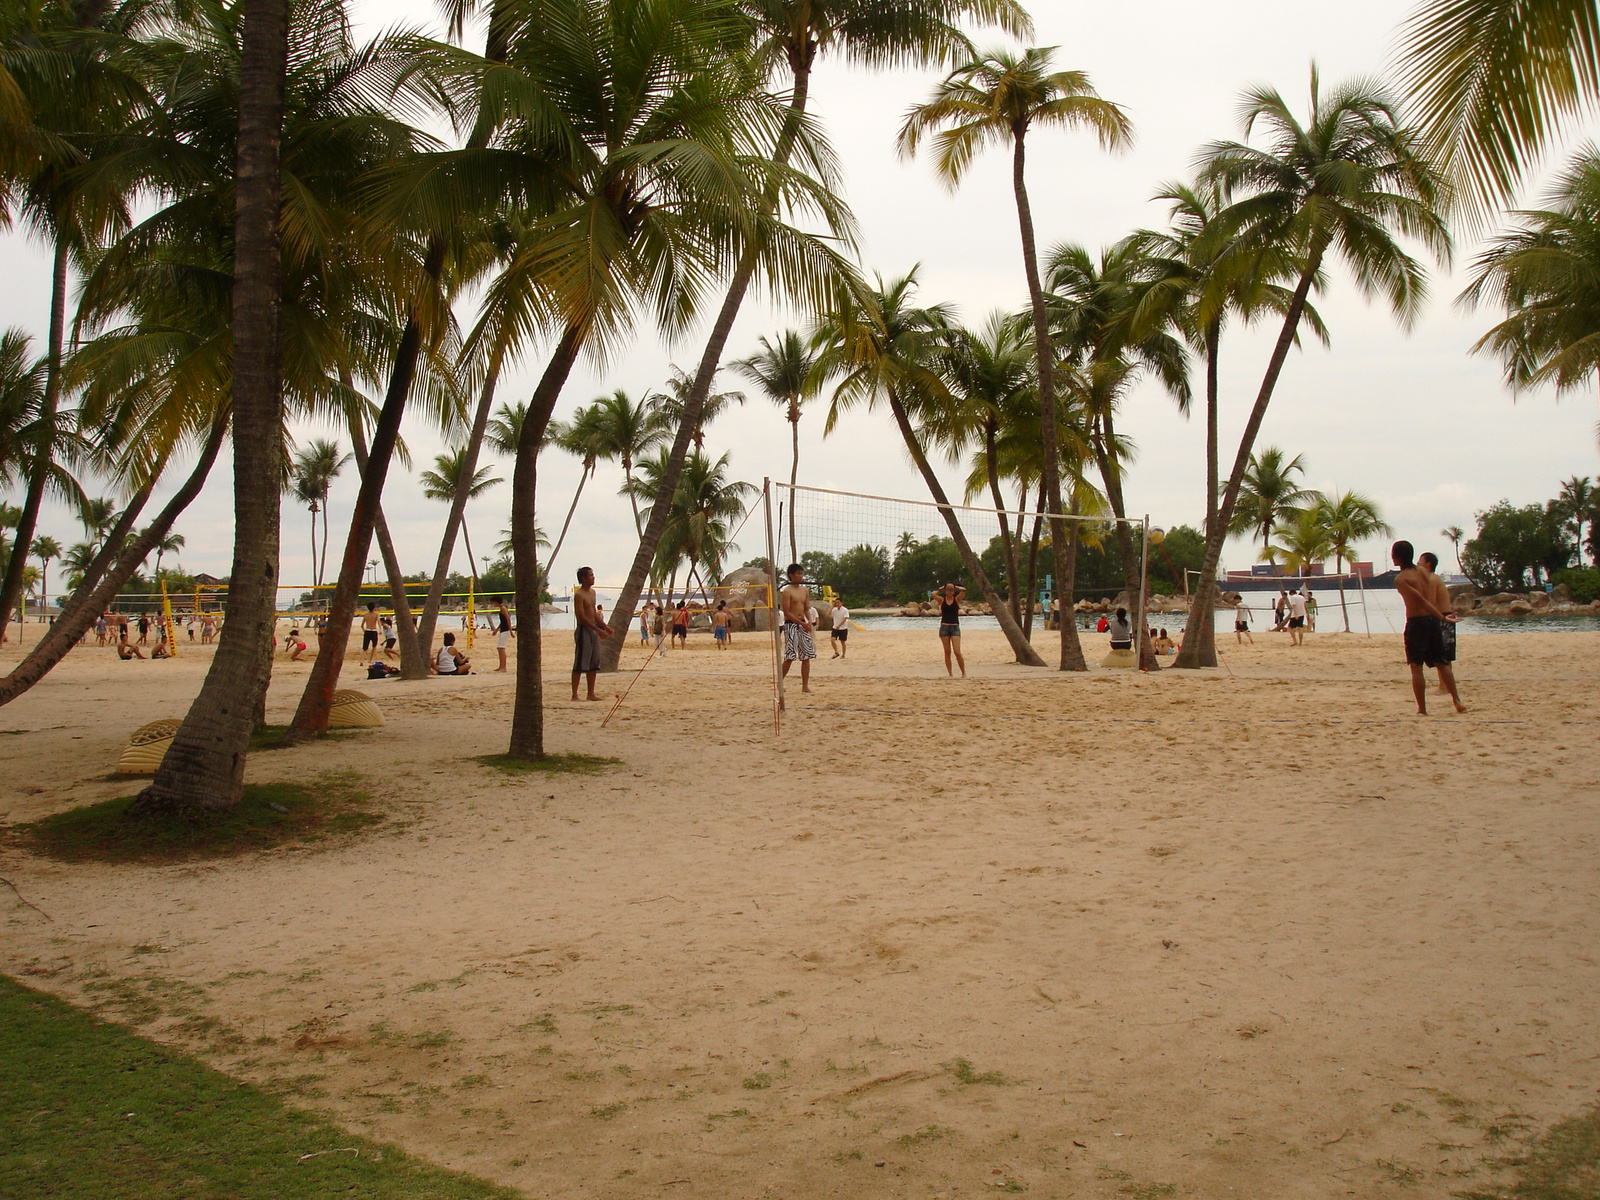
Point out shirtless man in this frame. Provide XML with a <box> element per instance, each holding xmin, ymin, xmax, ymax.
<box><xmin>779</xmin><ymin>562</ymin><xmax>815</xmax><ymax>694</ymax></box>
<box><xmin>1419</xmin><ymin>552</ymin><xmax>1458</xmax><ymax>694</ymax></box>
<box><xmin>571</xmin><ymin>566</ymin><xmax>613</xmax><ymax>701</ymax></box>
<box><xmin>1393</xmin><ymin>540</ymin><xmax>1465</xmax><ymax>715</ymax></box>
<box><xmin>361</xmin><ymin>601</ymin><xmax>382</xmax><ymax>656</ymax></box>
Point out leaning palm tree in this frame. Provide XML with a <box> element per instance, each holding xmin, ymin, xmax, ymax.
<box><xmin>1397</xmin><ymin>0</ymin><xmax>1600</xmax><ymax>228</ymax></box>
<box><xmin>1172</xmin><ymin>71</ymin><xmax>1451</xmax><ymax>669</ymax></box>
<box><xmin>537</xmin><ymin>403</ymin><xmax>606</xmax><ymax>579</ymax></box>
<box><xmin>1318</xmin><ymin>490</ymin><xmax>1392</xmax><ymax>630</ymax></box>
<box><xmin>600</xmin><ymin>0</ymin><xmax>1032</xmax><ymax>675</ymax></box>
<box><xmin>898</xmin><ymin>45</ymin><xmax>1131</xmax><ymax>672</ymax></box>
<box><xmin>591</xmin><ymin>389</ymin><xmax>664</xmax><ymax>535</ymax></box>
<box><xmin>1229</xmin><ymin>447</ymin><xmax>1317</xmax><ymax>557</ymax></box>
<box><xmin>818</xmin><ymin>268</ymin><xmax>1045</xmax><ymax>666</ymax></box>
<box><xmin>420</xmin><ymin>447</ymin><xmax>503</xmax><ymax>585</ymax></box>
<box><xmin>730</xmin><ymin>330</ymin><xmax>830</xmax><ymax>562</ymax></box>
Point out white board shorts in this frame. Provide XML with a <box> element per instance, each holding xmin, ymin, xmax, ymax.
<box><xmin>497</xmin><ymin>630</ymin><xmax>511</xmax><ymax>648</ymax></box>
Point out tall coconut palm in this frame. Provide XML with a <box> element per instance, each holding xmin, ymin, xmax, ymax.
<box><xmin>730</xmin><ymin>329</ymin><xmax>830</xmax><ymax>562</ymax></box>
<box><xmin>1442</xmin><ymin>524</ymin><xmax>1466</xmax><ymax>572</ymax></box>
<box><xmin>600</xmin><ymin>0</ymin><xmax>1032</xmax><ymax>674</ymax></box>
<box><xmin>289</xmin><ymin>439</ymin><xmax>350</xmax><ymax>589</ymax></box>
<box><xmin>0</xmin><ymin>0</ymin><xmax>156</xmax><ymax>646</ymax></box>
<box><xmin>1317</xmin><ymin>490</ymin><xmax>1391</xmax><ymax>630</ymax></box>
<box><xmin>1228</xmin><ymin>447</ymin><xmax>1316</xmax><ymax>556</ymax></box>
<box><xmin>421</xmin><ymin>446</ymin><xmax>503</xmax><ymax>585</ymax></box>
<box><xmin>819</xmin><ymin>268</ymin><xmax>1045</xmax><ymax>666</ymax></box>
<box><xmin>624</xmin><ymin>448</ymin><xmax>756</xmax><ymax>595</ymax></box>
<box><xmin>1172</xmin><ymin>71</ymin><xmax>1450</xmax><ymax>670</ymax></box>
<box><xmin>150</xmin><ymin>530</ymin><xmax>184</xmax><ymax>580</ymax></box>
<box><xmin>1267</xmin><ymin>506</ymin><xmax>1332</xmax><ymax>577</ymax></box>
<box><xmin>541</xmin><ymin>402</ymin><xmax>606</xmax><ymax>579</ymax></box>
<box><xmin>647</xmin><ymin>367</ymin><xmax>745</xmax><ymax>452</ymax></box>
<box><xmin>591</xmin><ymin>388</ymin><xmax>664</xmax><ymax>535</ymax></box>
<box><xmin>32</xmin><ymin>534</ymin><xmax>60</xmax><ymax>615</ymax></box>
<box><xmin>434</xmin><ymin>0</ymin><xmax>855</xmax><ymax>760</ymax></box>
<box><xmin>1553</xmin><ymin>476</ymin><xmax>1595</xmax><ymax>563</ymax></box>
<box><xmin>136</xmin><ymin>0</ymin><xmax>292</xmax><ymax>813</ymax></box>
<box><xmin>898</xmin><ymin>46</ymin><xmax>1131</xmax><ymax>672</ymax></box>
<box><xmin>1397</xmin><ymin>0</ymin><xmax>1600</xmax><ymax>227</ymax></box>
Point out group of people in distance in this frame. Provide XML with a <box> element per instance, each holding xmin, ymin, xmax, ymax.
<box><xmin>359</xmin><ymin>597</ymin><xmax>518</xmax><ymax>680</ymax></box>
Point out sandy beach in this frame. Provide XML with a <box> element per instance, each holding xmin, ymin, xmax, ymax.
<box><xmin>2</xmin><ymin>623</ymin><xmax>1597</xmax><ymax>1199</ymax></box>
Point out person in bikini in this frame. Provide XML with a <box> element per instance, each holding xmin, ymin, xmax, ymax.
<box><xmin>1393</xmin><ymin>540</ymin><xmax>1465</xmax><ymax>715</ymax></box>
<box><xmin>934</xmin><ymin>581</ymin><xmax>967</xmax><ymax>678</ymax></box>
<box><xmin>571</xmin><ymin>566</ymin><xmax>612</xmax><ymax>700</ymax></box>
<box><xmin>780</xmin><ymin>563</ymin><xmax>815</xmax><ymax>694</ymax></box>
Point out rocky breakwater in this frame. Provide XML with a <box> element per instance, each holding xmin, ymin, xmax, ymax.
<box><xmin>1450</xmin><ymin>582</ymin><xmax>1600</xmax><ymax>617</ymax></box>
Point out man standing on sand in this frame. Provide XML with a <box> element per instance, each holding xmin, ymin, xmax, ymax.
<box><xmin>1393</xmin><ymin>540</ymin><xmax>1466</xmax><ymax>715</ymax></box>
<box><xmin>1285</xmin><ymin>587</ymin><xmax>1308</xmax><ymax>646</ymax></box>
<box><xmin>361</xmin><ymin>601</ymin><xmax>382</xmax><ymax>655</ymax></box>
<box><xmin>779</xmin><ymin>562</ymin><xmax>815</xmax><ymax>694</ymax></box>
<box><xmin>830</xmin><ymin>595</ymin><xmax>850</xmax><ymax>659</ymax></box>
<box><xmin>572</xmin><ymin>566</ymin><xmax>613</xmax><ymax>701</ymax></box>
<box><xmin>1419</xmin><ymin>552</ymin><xmax>1459</xmax><ymax>694</ymax></box>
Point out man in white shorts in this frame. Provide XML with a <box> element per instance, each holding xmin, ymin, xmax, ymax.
<box><xmin>780</xmin><ymin>563</ymin><xmax>815</xmax><ymax>694</ymax></box>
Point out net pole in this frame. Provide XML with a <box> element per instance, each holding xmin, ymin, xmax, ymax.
<box><xmin>160</xmin><ymin>579</ymin><xmax>177</xmax><ymax>656</ymax></box>
<box><xmin>1135</xmin><ymin>515</ymin><xmax>1151</xmax><ymax>671</ymax></box>
<box><xmin>764</xmin><ymin>479</ymin><xmax>784</xmax><ymax>724</ymax></box>
<box><xmin>467</xmin><ymin>576</ymin><xmax>475</xmax><ymax>651</ymax></box>
<box><xmin>1357</xmin><ymin>567</ymin><xmax>1371</xmax><ymax>637</ymax></box>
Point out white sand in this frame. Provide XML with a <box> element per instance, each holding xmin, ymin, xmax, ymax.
<box><xmin>2</xmin><ymin>623</ymin><xmax>1598</xmax><ymax>1198</ymax></box>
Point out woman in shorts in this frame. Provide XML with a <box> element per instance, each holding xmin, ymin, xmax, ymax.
<box><xmin>935</xmin><ymin>581</ymin><xmax>966</xmax><ymax>678</ymax></box>
<box><xmin>495</xmin><ymin>600</ymin><xmax>513</xmax><ymax>672</ymax></box>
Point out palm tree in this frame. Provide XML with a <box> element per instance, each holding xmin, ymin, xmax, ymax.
<box><xmin>150</xmin><ymin>531</ymin><xmax>185</xmax><ymax>581</ymax></box>
<box><xmin>1267</xmin><ymin>507</ymin><xmax>1332</xmax><ymax>577</ymax></box>
<box><xmin>32</xmin><ymin>534</ymin><xmax>60</xmax><ymax>615</ymax></box>
<box><xmin>421</xmin><ymin>447</ymin><xmax>503</xmax><ymax>586</ymax></box>
<box><xmin>602</xmin><ymin>0</ymin><xmax>1032</xmax><ymax>675</ymax></box>
<box><xmin>647</xmin><ymin>367</ymin><xmax>745</xmax><ymax>453</ymax></box>
<box><xmin>818</xmin><ymin>268</ymin><xmax>1045</xmax><ymax>666</ymax></box>
<box><xmin>1318</xmin><ymin>490</ymin><xmax>1392</xmax><ymax>630</ymax></box>
<box><xmin>731</xmin><ymin>330</ymin><xmax>830</xmax><ymax>562</ymax></box>
<box><xmin>591</xmin><ymin>389</ymin><xmax>665</xmax><ymax>535</ymax></box>
<box><xmin>135</xmin><ymin>0</ymin><xmax>294</xmax><ymax>813</ymax></box>
<box><xmin>1554</xmin><ymin>476</ymin><xmax>1595</xmax><ymax>564</ymax></box>
<box><xmin>898</xmin><ymin>46</ymin><xmax>1131</xmax><ymax>672</ymax></box>
<box><xmin>1460</xmin><ymin>149</ymin><xmax>1600</xmax><ymax>443</ymax></box>
<box><xmin>1398</xmin><ymin>0</ymin><xmax>1600</xmax><ymax>227</ymax></box>
<box><xmin>289</xmin><ymin>440</ymin><xmax>351</xmax><ymax>589</ymax></box>
<box><xmin>1229</xmin><ymin>448</ymin><xmax>1317</xmax><ymax>557</ymax></box>
<box><xmin>539</xmin><ymin>403</ymin><xmax>606</xmax><ymax>580</ymax></box>
<box><xmin>436</xmin><ymin>0</ymin><xmax>855</xmax><ymax>760</ymax></box>
<box><xmin>1172</xmin><ymin>71</ymin><xmax>1450</xmax><ymax>670</ymax></box>
<box><xmin>1442</xmin><ymin>524</ymin><xmax>1466</xmax><ymax>573</ymax></box>
<box><xmin>625</xmin><ymin>449</ymin><xmax>756</xmax><ymax>596</ymax></box>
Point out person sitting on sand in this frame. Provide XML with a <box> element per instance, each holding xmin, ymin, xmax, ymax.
<box><xmin>1153</xmin><ymin>628</ymin><xmax>1176</xmax><ymax>655</ymax></box>
<box><xmin>367</xmin><ymin>659</ymin><xmax>401</xmax><ymax>680</ymax></box>
<box><xmin>117</xmin><ymin>634</ymin><xmax>144</xmax><ymax>660</ymax></box>
<box><xmin>151</xmin><ymin>635</ymin><xmax>171</xmax><ymax>659</ymax></box>
<box><xmin>1108</xmin><ymin>607</ymin><xmax>1132</xmax><ymax>651</ymax></box>
<box><xmin>435</xmin><ymin>631</ymin><xmax>471</xmax><ymax>675</ymax></box>
<box><xmin>285</xmin><ymin>628</ymin><xmax>307</xmax><ymax>660</ymax></box>
<box><xmin>712</xmin><ymin>600</ymin><xmax>732</xmax><ymax>650</ymax></box>
<box><xmin>1096</xmin><ymin>614</ymin><xmax>1110</xmax><ymax>633</ymax></box>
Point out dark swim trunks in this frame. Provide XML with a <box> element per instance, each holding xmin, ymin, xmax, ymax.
<box><xmin>573</xmin><ymin>625</ymin><xmax>602</xmax><ymax>673</ymax></box>
<box><xmin>1404</xmin><ymin>615</ymin><xmax>1447</xmax><ymax>667</ymax></box>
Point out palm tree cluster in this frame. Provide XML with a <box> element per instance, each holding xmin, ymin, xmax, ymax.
<box><xmin>4</xmin><ymin>0</ymin><xmax>1594</xmax><ymax>809</ymax></box>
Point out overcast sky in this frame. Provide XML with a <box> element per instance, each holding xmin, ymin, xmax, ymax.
<box><xmin>5</xmin><ymin>0</ymin><xmax>1598</xmax><ymax>597</ymax></box>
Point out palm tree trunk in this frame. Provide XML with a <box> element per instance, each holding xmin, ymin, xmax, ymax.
<box><xmin>416</xmin><ymin>366</ymin><xmax>500</xmax><ymax>673</ymax></box>
<box><xmin>308</xmin><ymin>504</ymin><xmax>318</xmax><ymax>590</ymax></box>
<box><xmin>288</xmin><ymin>255</ymin><xmax>440</xmax><ymax>739</ymax></box>
<box><xmin>508</xmin><ymin>324</ymin><xmax>586</xmax><ymax>760</ymax></box>
<box><xmin>0</xmin><ymin>235</ymin><xmax>70</xmax><ymax>646</ymax></box>
<box><xmin>133</xmin><ymin>0</ymin><xmax>288</xmax><ymax>813</ymax></box>
<box><xmin>1094</xmin><ymin>409</ymin><xmax>1159</xmax><ymax>671</ymax></box>
<box><xmin>546</xmin><ymin>465</ymin><xmax>591</xmax><ymax>581</ymax></box>
<box><xmin>984</xmin><ymin>418</ymin><xmax>1019</xmax><ymax>619</ymax></box>
<box><xmin>1022</xmin><ymin>480</ymin><xmax>1044</xmax><ymax>636</ymax></box>
<box><xmin>346</xmin><ymin>409</ymin><xmax>422</xmax><ymax>676</ymax></box>
<box><xmin>1174</xmin><ymin>251</ymin><xmax>1323</xmax><ymax>669</ymax></box>
<box><xmin>1336</xmin><ymin>552</ymin><xmax>1350</xmax><ymax>632</ymax></box>
<box><xmin>885</xmin><ymin>389</ymin><xmax>1045</xmax><ymax>666</ymax></box>
<box><xmin>1184</xmin><ymin>318</ymin><xmax>1222</xmax><ymax>667</ymax></box>
<box><xmin>1011</xmin><ymin>131</ymin><xmax>1086</xmax><ymax>672</ymax></box>
<box><xmin>0</xmin><ymin>415</ymin><xmax>224</xmax><ymax>707</ymax></box>
<box><xmin>461</xmin><ymin>519</ymin><xmax>478</xmax><ymax>585</ymax></box>
<box><xmin>600</xmin><ymin>58</ymin><xmax>816</xmax><ymax>674</ymax></box>
<box><xmin>319</xmin><ymin>491</ymin><xmax>330</xmax><ymax>592</ymax></box>
<box><xmin>788</xmin><ymin>412</ymin><xmax>800</xmax><ymax>564</ymax></box>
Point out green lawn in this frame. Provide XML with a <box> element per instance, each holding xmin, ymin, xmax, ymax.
<box><xmin>0</xmin><ymin>974</ymin><xmax>521</xmax><ymax>1199</ymax></box>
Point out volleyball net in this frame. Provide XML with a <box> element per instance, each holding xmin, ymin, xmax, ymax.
<box><xmin>1192</xmin><ymin>568</ymin><xmax>1374</xmax><ymax>636</ymax></box>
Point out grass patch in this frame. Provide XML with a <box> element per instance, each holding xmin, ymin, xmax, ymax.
<box><xmin>472</xmin><ymin>753</ymin><xmax>620</xmax><ymax>777</ymax></box>
<box><xmin>0</xmin><ymin>974</ymin><xmax>520</xmax><ymax>1200</ymax></box>
<box><xmin>897</xmin><ymin>1125</ymin><xmax>951</xmax><ymax>1146</ymax></box>
<box><xmin>1459</xmin><ymin>1105</ymin><xmax>1600</xmax><ymax>1199</ymax></box>
<box><xmin>8</xmin><ymin>771</ymin><xmax>380</xmax><ymax>865</ymax></box>
<box><xmin>944</xmin><ymin>1057</ymin><xmax>1014</xmax><ymax>1086</ymax></box>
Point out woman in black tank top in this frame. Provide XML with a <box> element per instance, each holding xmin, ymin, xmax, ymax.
<box><xmin>934</xmin><ymin>581</ymin><xmax>967</xmax><ymax>678</ymax></box>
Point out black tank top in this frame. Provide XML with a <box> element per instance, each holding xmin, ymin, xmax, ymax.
<box><xmin>497</xmin><ymin>611</ymin><xmax>510</xmax><ymax>632</ymax></box>
<box><xmin>940</xmin><ymin>600</ymin><xmax>960</xmax><ymax>624</ymax></box>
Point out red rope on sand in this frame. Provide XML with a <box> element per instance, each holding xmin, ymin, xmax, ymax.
<box><xmin>600</xmin><ymin>629</ymin><xmax>669</xmax><ymax>727</ymax></box>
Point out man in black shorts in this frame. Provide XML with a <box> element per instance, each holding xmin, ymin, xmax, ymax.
<box><xmin>571</xmin><ymin>566</ymin><xmax>612</xmax><ymax>701</ymax></box>
<box><xmin>361</xmin><ymin>601</ymin><xmax>382</xmax><ymax>653</ymax></box>
<box><xmin>1393</xmin><ymin>540</ymin><xmax>1465</xmax><ymax>715</ymax></box>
